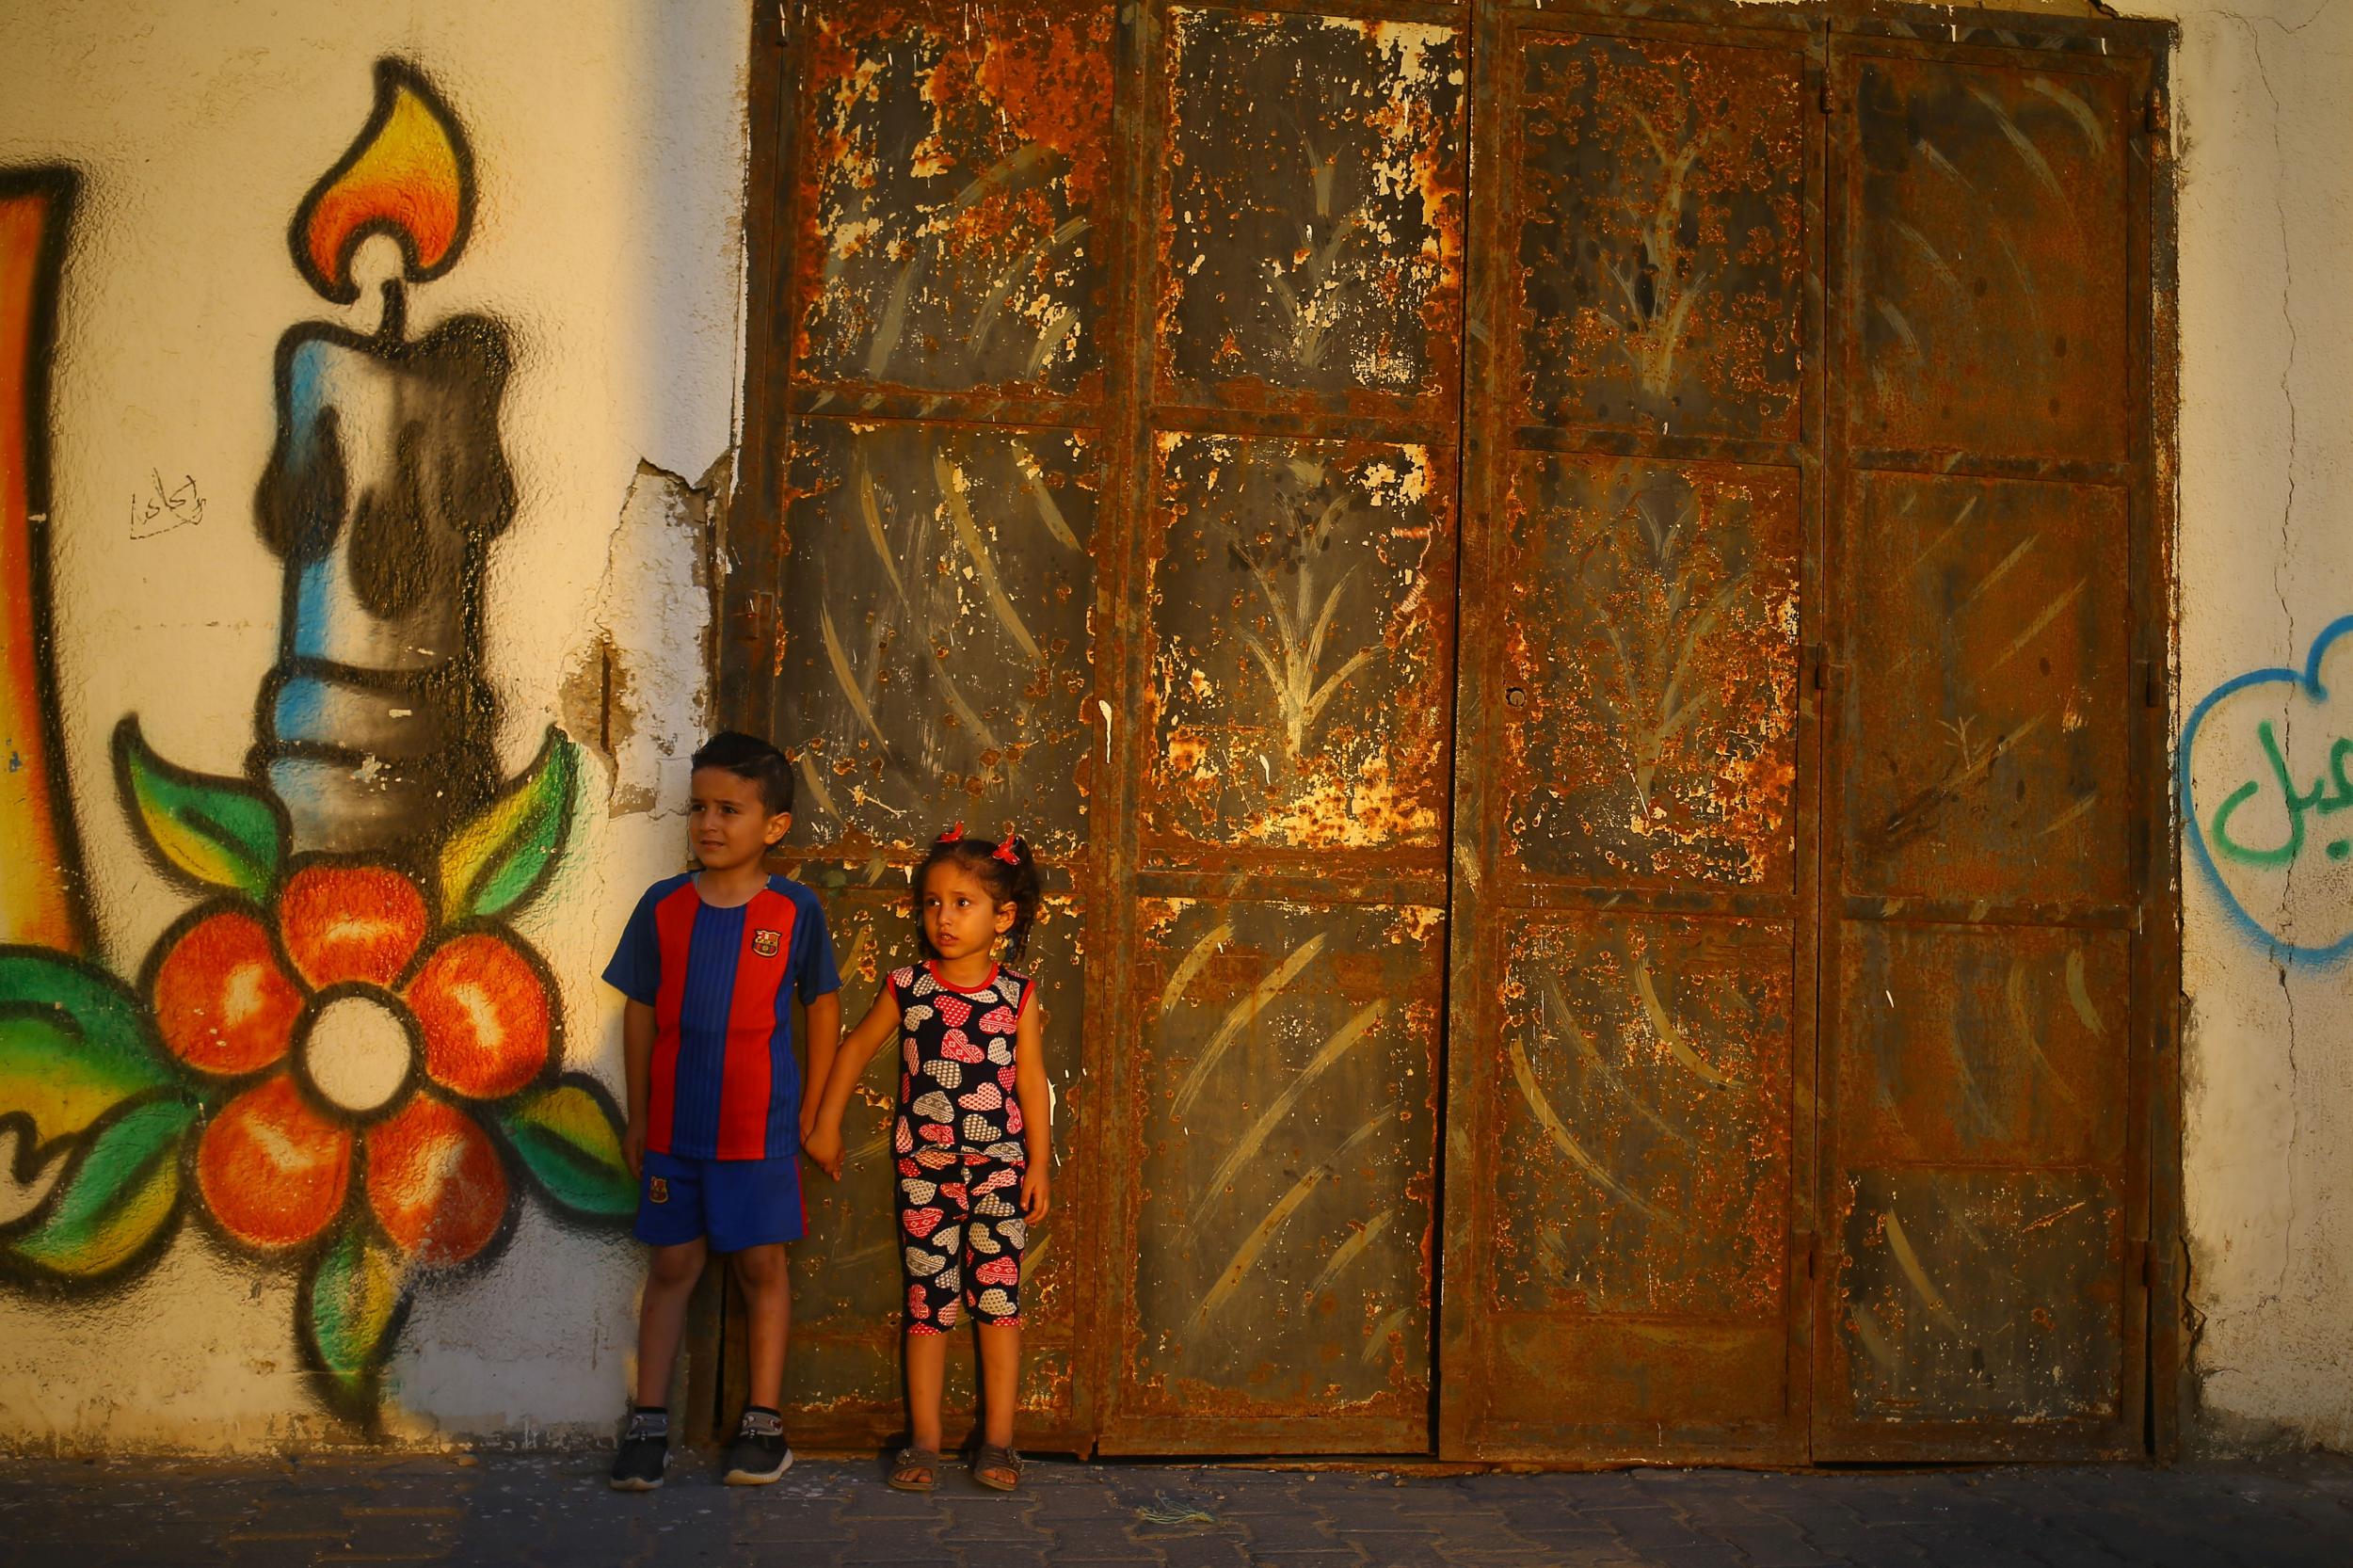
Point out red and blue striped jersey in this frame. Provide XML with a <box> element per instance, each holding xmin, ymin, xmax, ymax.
<box><xmin>602</xmin><ymin>872</ymin><xmax>840</xmax><ymax>1160</ymax></box>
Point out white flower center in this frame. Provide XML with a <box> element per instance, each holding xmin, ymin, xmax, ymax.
<box><xmin>300</xmin><ymin>992</ymin><xmax>413</xmax><ymax>1115</ymax></box>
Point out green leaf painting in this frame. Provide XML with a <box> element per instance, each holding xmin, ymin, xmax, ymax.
<box><xmin>438</xmin><ymin>729</ymin><xmax>577</xmax><ymax>922</ymax></box>
<box><xmin>301</xmin><ymin>1227</ymin><xmax>411</xmax><ymax>1402</ymax></box>
<box><xmin>6</xmin><ymin>1097</ymin><xmax>194</xmax><ymax>1278</ymax></box>
<box><xmin>0</xmin><ymin>949</ymin><xmax>172</xmax><ymax>1156</ymax></box>
<box><xmin>114</xmin><ymin>718</ymin><xmax>287</xmax><ymax>900</ymax></box>
<box><xmin>498</xmin><ymin>1077</ymin><xmax>635</xmax><ymax>1220</ymax></box>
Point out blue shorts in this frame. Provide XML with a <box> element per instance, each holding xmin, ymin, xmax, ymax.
<box><xmin>633</xmin><ymin>1149</ymin><xmax>806</xmax><ymax>1252</ymax></box>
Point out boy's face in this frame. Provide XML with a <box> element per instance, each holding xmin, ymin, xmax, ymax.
<box><xmin>688</xmin><ymin>767</ymin><xmax>788</xmax><ymax>873</ymax></box>
<box><xmin>920</xmin><ymin>859</ymin><xmax>1016</xmax><ymax>964</ymax></box>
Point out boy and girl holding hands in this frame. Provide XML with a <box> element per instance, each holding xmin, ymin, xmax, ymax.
<box><xmin>602</xmin><ymin>731</ymin><xmax>1049</xmax><ymax>1495</ymax></box>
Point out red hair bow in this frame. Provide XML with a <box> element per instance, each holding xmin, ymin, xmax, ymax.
<box><xmin>936</xmin><ymin>823</ymin><xmax>965</xmax><ymax>843</ymax></box>
<box><xmin>993</xmin><ymin>830</ymin><xmax>1021</xmax><ymax>865</ymax></box>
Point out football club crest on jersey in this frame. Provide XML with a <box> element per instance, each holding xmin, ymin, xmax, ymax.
<box><xmin>752</xmin><ymin>927</ymin><xmax>782</xmax><ymax>958</ymax></box>
<box><xmin>648</xmin><ymin>1177</ymin><xmax>670</xmax><ymax>1205</ymax></box>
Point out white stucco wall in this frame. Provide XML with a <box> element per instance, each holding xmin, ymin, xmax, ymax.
<box><xmin>0</xmin><ymin>0</ymin><xmax>749</xmax><ymax>1448</ymax></box>
<box><xmin>2114</xmin><ymin>0</ymin><xmax>2353</xmax><ymax>1452</ymax></box>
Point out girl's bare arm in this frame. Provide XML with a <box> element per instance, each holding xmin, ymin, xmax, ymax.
<box><xmin>804</xmin><ymin>986</ymin><xmax>901</xmax><ymax>1177</ymax></box>
<box><xmin>1013</xmin><ymin>999</ymin><xmax>1050</xmax><ymax>1220</ymax></box>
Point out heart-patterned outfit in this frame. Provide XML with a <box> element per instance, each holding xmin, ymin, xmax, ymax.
<box><xmin>889</xmin><ymin>961</ymin><xmax>1033</xmax><ymax>1333</ymax></box>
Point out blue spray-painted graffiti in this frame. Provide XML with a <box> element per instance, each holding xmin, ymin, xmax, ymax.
<box><xmin>2182</xmin><ymin>613</ymin><xmax>2353</xmax><ymax>962</ymax></box>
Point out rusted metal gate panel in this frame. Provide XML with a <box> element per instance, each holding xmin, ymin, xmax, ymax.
<box><xmin>733</xmin><ymin>0</ymin><xmax>2176</xmax><ymax>1462</ymax></box>
<box><xmin>734</xmin><ymin>0</ymin><xmax>1122</xmax><ymax>1451</ymax></box>
<box><xmin>1444</xmin><ymin>3</ymin><xmax>1820</xmax><ymax>1463</ymax></box>
<box><xmin>1095</xmin><ymin>2</ymin><xmax>1466</xmax><ymax>1455</ymax></box>
<box><xmin>1817</xmin><ymin>24</ymin><xmax>2159</xmax><ymax>1461</ymax></box>
<box><xmin>1115</xmin><ymin>897</ymin><xmax>1442</xmax><ymax>1450</ymax></box>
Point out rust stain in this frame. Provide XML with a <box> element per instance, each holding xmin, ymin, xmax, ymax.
<box><xmin>1500</xmin><ymin>453</ymin><xmax>1800</xmax><ymax>889</ymax></box>
<box><xmin>1851</xmin><ymin>56</ymin><xmax>2131</xmax><ymax>463</ymax></box>
<box><xmin>1143</xmin><ymin>433</ymin><xmax>1453</xmax><ymax>856</ymax></box>
<box><xmin>1513</xmin><ymin>34</ymin><xmax>1805</xmax><ymax>439</ymax></box>
<box><xmin>1494</xmin><ymin>916</ymin><xmax>1791</xmax><ymax>1321</ymax></box>
<box><xmin>1157</xmin><ymin>10</ymin><xmax>1465</xmax><ymax>419</ymax></box>
<box><xmin>796</xmin><ymin>1</ymin><xmax>1113</xmax><ymax>398</ymax></box>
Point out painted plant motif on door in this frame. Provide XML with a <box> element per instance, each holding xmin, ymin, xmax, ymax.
<box><xmin>0</xmin><ymin>63</ymin><xmax>634</xmax><ymax>1423</ymax></box>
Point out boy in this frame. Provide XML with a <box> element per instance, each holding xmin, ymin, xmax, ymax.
<box><xmin>601</xmin><ymin>731</ymin><xmax>841</xmax><ymax>1489</ymax></box>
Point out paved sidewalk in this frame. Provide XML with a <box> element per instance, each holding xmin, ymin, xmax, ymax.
<box><xmin>4</xmin><ymin>1448</ymin><xmax>2348</xmax><ymax>1566</ymax></box>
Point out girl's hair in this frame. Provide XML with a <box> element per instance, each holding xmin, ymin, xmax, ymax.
<box><xmin>915</xmin><ymin>825</ymin><xmax>1043</xmax><ymax>966</ymax></box>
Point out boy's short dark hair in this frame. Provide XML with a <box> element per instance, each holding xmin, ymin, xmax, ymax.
<box><xmin>690</xmin><ymin>731</ymin><xmax>793</xmax><ymax>817</ymax></box>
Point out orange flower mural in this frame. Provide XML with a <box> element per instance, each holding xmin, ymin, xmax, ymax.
<box><xmin>0</xmin><ymin>724</ymin><xmax>636</xmax><ymax>1414</ymax></box>
<box><xmin>0</xmin><ymin>63</ymin><xmax>635</xmax><ymax>1423</ymax></box>
<box><xmin>153</xmin><ymin>863</ymin><xmax>557</xmax><ymax>1266</ymax></box>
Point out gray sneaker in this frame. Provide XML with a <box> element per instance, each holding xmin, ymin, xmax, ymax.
<box><xmin>609</xmin><ymin>1409</ymin><xmax>668</xmax><ymax>1491</ymax></box>
<box><xmin>723</xmin><ymin>1406</ymin><xmax>793</xmax><ymax>1485</ymax></box>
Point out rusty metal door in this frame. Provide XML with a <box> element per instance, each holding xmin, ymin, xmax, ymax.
<box><xmin>1812</xmin><ymin>22</ymin><xmax>2163</xmax><ymax>1462</ymax></box>
<box><xmin>731</xmin><ymin>0</ymin><xmax>2172</xmax><ymax>1462</ymax></box>
<box><xmin>728</xmin><ymin>0</ymin><xmax>1465</xmax><ymax>1457</ymax></box>
<box><xmin>732</xmin><ymin>0</ymin><xmax>1122</xmax><ymax>1453</ymax></box>
<box><xmin>1095</xmin><ymin>3</ymin><xmax>1465</xmax><ymax>1455</ymax></box>
<box><xmin>1442</xmin><ymin>1</ymin><xmax>1822</xmax><ymax>1464</ymax></box>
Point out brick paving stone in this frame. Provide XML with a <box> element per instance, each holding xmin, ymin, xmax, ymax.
<box><xmin>1585</xmin><ymin>1504</ymin><xmax>1715</xmax><ymax>1550</ymax></box>
<box><xmin>932</xmin><ymin>1495</ymin><xmax>1047</xmax><ymax>1533</ymax></box>
<box><xmin>1764</xmin><ymin>1513</ymin><xmax>1940</xmax><ymax>1566</ymax></box>
<box><xmin>1642</xmin><ymin>1546</ymin><xmax>1777</xmax><ymax>1568</ymax></box>
<box><xmin>1500</xmin><ymin>1530</ymin><xmax>1652</xmax><ymax>1567</ymax></box>
<box><xmin>836</xmin><ymin>1517</ymin><xmax>951</xmax><ymax>1563</ymax></box>
<box><xmin>1381</xmin><ymin>1479</ymin><xmax>1489</xmax><ymax>1515</ymax></box>
<box><xmin>1310</xmin><ymin>1497</ymin><xmax>1446</xmax><ymax>1534</ymax></box>
<box><xmin>1202</xmin><ymin>1472</ymin><xmax>1326</xmax><ymax>1513</ymax></box>
<box><xmin>1704</xmin><ymin>1516</ymin><xmax>1848</xmax><ymax>1566</ymax></box>
<box><xmin>1230</xmin><ymin>1510</ymin><xmax>1352</xmax><ymax>1552</ymax></box>
<box><xmin>1136</xmin><ymin>1535</ymin><xmax>1253</xmax><ymax>1568</ymax></box>
<box><xmin>1331</xmin><ymin>1536</ymin><xmax>1469</xmax><ymax>1568</ymax></box>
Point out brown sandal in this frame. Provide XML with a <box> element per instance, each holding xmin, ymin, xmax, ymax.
<box><xmin>971</xmin><ymin>1442</ymin><xmax>1023</xmax><ymax>1492</ymax></box>
<box><xmin>887</xmin><ymin>1446</ymin><xmax>940</xmax><ymax>1492</ymax></box>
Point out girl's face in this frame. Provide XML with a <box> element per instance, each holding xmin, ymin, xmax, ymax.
<box><xmin>920</xmin><ymin>859</ymin><xmax>1016</xmax><ymax>964</ymax></box>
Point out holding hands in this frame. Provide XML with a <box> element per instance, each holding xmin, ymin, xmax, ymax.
<box><xmin>1020</xmin><ymin>1164</ymin><xmax>1049</xmax><ymax>1222</ymax></box>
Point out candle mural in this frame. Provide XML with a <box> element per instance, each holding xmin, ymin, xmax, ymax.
<box><xmin>256</xmin><ymin>59</ymin><xmax>510</xmax><ymax>855</ymax></box>
<box><xmin>0</xmin><ymin>62</ymin><xmax>635</xmax><ymax>1423</ymax></box>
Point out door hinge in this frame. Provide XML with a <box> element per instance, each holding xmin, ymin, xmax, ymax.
<box><xmin>1798</xmin><ymin>1229</ymin><xmax>1821</xmax><ymax>1281</ymax></box>
<box><xmin>2137</xmin><ymin>1238</ymin><xmax>2155</xmax><ymax>1289</ymax></box>
<box><xmin>1820</xmin><ymin>80</ymin><xmax>1843</xmax><ymax>115</ymax></box>
<box><xmin>2137</xmin><ymin>657</ymin><xmax>2165</xmax><ymax>709</ymax></box>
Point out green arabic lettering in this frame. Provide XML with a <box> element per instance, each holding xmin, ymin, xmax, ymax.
<box><xmin>2209</xmin><ymin>719</ymin><xmax>2353</xmax><ymax>867</ymax></box>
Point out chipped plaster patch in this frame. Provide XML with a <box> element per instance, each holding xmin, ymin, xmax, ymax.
<box><xmin>558</xmin><ymin>458</ymin><xmax>718</xmax><ymax>820</ymax></box>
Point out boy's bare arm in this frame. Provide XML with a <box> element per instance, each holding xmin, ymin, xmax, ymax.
<box><xmin>620</xmin><ymin>999</ymin><xmax>656</xmax><ymax>1178</ymax></box>
<box><xmin>799</xmin><ymin>990</ymin><xmax>842</xmax><ymax>1141</ymax></box>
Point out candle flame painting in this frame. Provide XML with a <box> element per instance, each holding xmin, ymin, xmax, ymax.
<box><xmin>0</xmin><ymin>61</ymin><xmax>633</xmax><ymax>1425</ymax></box>
<box><xmin>294</xmin><ymin>60</ymin><xmax>474</xmax><ymax>306</ymax></box>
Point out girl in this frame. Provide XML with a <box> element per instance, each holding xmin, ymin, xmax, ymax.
<box><xmin>804</xmin><ymin>824</ymin><xmax>1051</xmax><ymax>1492</ymax></box>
